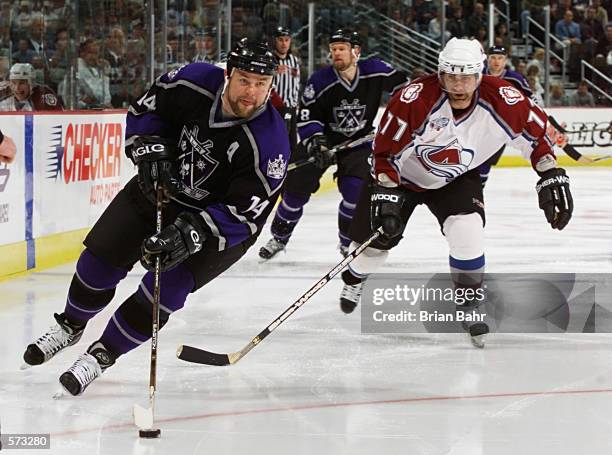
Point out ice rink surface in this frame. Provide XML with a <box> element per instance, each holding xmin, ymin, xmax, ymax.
<box><xmin>1</xmin><ymin>167</ymin><xmax>611</xmax><ymax>454</ymax></box>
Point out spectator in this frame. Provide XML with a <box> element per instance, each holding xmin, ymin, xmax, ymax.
<box><xmin>527</xmin><ymin>47</ymin><xmax>545</xmax><ymax>82</ymax></box>
<box><xmin>549</xmin><ymin>83</ymin><xmax>570</xmax><ymax>107</ymax></box>
<box><xmin>104</xmin><ymin>27</ymin><xmax>127</xmax><ymax>107</ymax></box>
<box><xmin>592</xmin><ymin>0</ymin><xmax>608</xmax><ymax>27</ymax></box>
<box><xmin>526</xmin><ymin>65</ymin><xmax>544</xmax><ymax>95</ymax></box>
<box><xmin>582</xmin><ymin>7</ymin><xmax>605</xmax><ymax>44</ymax></box>
<box><xmin>570</xmin><ymin>80</ymin><xmax>596</xmax><ymax>106</ymax></box>
<box><xmin>15</xmin><ymin>0</ymin><xmax>32</xmax><ymax>30</ymax></box>
<box><xmin>595</xmin><ymin>22</ymin><xmax>612</xmax><ymax>58</ymax></box>
<box><xmin>12</xmin><ymin>39</ymin><xmax>36</xmax><ymax>64</ymax></box>
<box><xmin>494</xmin><ymin>22</ymin><xmax>512</xmax><ymax>54</ymax></box>
<box><xmin>191</xmin><ymin>27</ymin><xmax>225</xmax><ymax>63</ymax></box>
<box><xmin>555</xmin><ymin>10</ymin><xmax>581</xmax><ymax>45</ymax></box>
<box><xmin>467</xmin><ymin>2</ymin><xmax>487</xmax><ymax>38</ymax></box>
<box><xmin>516</xmin><ymin>59</ymin><xmax>528</xmax><ymax>77</ymax></box>
<box><xmin>0</xmin><ymin>63</ymin><xmax>62</xmax><ymax>111</ymax></box>
<box><xmin>64</xmin><ymin>39</ymin><xmax>111</xmax><ymax>109</ymax></box>
<box><xmin>447</xmin><ymin>6</ymin><xmax>468</xmax><ymax>39</ymax></box>
<box><xmin>526</xmin><ymin>76</ymin><xmax>545</xmax><ymax>106</ymax></box>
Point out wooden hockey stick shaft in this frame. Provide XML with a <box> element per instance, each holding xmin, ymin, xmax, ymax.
<box><xmin>177</xmin><ymin>227</ymin><xmax>385</xmax><ymax>366</ymax></box>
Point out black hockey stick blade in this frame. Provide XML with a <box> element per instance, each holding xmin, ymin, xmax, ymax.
<box><xmin>177</xmin><ymin>345</ymin><xmax>231</xmax><ymax>366</ymax></box>
<box><xmin>177</xmin><ymin>227</ymin><xmax>384</xmax><ymax>366</ymax></box>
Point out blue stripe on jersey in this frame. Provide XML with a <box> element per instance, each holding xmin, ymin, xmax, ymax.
<box><xmin>449</xmin><ymin>254</ymin><xmax>485</xmax><ymax>271</ymax></box>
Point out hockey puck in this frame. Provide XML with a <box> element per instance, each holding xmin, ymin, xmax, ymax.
<box><xmin>138</xmin><ymin>429</ymin><xmax>161</xmax><ymax>438</ymax></box>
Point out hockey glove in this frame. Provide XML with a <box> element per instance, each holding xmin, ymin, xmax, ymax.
<box><xmin>536</xmin><ymin>168</ymin><xmax>573</xmax><ymax>230</ymax></box>
<box><xmin>370</xmin><ymin>184</ymin><xmax>405</xmax><ymax>238</ymax></box>
<box><xmin>128</xmin><ymin>136</ymin><xmax>184</xmax><ymax>202</ymax></box>
<box><xmin>141</xmin><ymin>212</ymin><xmax>207</xmax><ymax>272</ymax></box>
<box><xmin>306</xmin><ymin>135</ymin><xmax>335</xmax><ymax>169</ymax></box>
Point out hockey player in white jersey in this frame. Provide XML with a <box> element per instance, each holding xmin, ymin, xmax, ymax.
<box><xmin>338</xmin><ymin>38</ymin><xmax>573</xmax><ymax>347</ymax></box>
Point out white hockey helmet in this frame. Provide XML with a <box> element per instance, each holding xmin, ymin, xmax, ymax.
<box><xmin>438</xmin><ymin>38</ymin><xmax>485</xmax><ymax>75</ymax></box>
<box><xmin>9</xmin><ymin>63</ymin><xmax>33</xmax><ymax>83</ymax></box>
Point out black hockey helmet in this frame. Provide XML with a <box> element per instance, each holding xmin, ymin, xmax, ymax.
<box><xmin>274</xmin><ymin>26</ymin><xmax>291</xmax><ymax>38</ymax></box>
<box><xmin>329</xmin><ymin>29</ymin><xmax>361</xmax><ymax>47</ymax></box>
<box><xmin>488</xmin><ymin>45</ymin><xmax>507</xmax><ymax>56</ymax></box>
<box><xmin>227</xmin><ymin>38</ymin><xmax>278</xmax><ymax>76</ymax></box>
<box><xmin>195</xmin><ymin>26</ymin><xmax>216</xmax><ymax>38</ymax></box>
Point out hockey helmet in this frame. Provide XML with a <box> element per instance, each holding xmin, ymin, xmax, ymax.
<box><xmin>329</xmin><ymin>29</ymin><xmax>361</xmax><ymax>48</ymax></box>
<box><xmin>9</xmin><ymin>63</ymin><xmax>33</xmax><ymax>83</ymax></box>
<box><xmin>274</xmin><ymin>26</ymin><xmax>291</xmax><ymax>38</ymax></box>
<box><xmin>227</xmin><ymin>38</ymin><xmax>278</xmax><ymax>76</ymax></box>
<box><xmin>438</xmin><ymin>38</ymin><xmax>485</xmax><ymax>75</ymax></box>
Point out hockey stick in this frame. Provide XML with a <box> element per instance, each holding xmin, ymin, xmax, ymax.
<box><xmin>547</xmin><ymin>116</ymin><xmax>610</xmax><ymax>164</ymax></box>
<box><xmin>287</xmin><ymin>133</ymin><xmax>375</xmax><ymax>172</ymax></box>
<box><xmin>177</xmin><ymin>226</ymin><xmax>385</xmax><ymax>366</ymax></box>
<box><xmin>133</xmin><ymin>185</ymin><xmax>163</xmax><ymax>438</ymax></box>
<box><xmin>548</xmin><ymin>116</ymin><xmax>612</xmax><ymax>135</ymax></box>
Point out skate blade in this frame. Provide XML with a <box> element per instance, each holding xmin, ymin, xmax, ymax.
<box><xmin>20</xmin><ymin>363</ymin><xmax>32</xmax><ymax>370</ymax></box>
<box><xmin>133</xmin><ymin>403</ymin><xmax>154</xmax><ymax>430</ymax></box>
<box><xmin>470</xmin><ymin>334</ymin><xmax>486</xmax><ymax>349</ymax></box>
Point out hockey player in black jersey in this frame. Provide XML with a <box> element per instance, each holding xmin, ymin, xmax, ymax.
<box><xmin>259</xmin><ymin>29</ymin><xmax>409</xmax><ymax>260</ymax></box>
<box><xmin>21</xmin><ymin>39</ymin><xmax>291</xmax><ymax>395</ymax></box>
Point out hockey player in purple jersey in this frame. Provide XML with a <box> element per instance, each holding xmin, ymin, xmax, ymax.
<box><xmin>259</xmin><ymin>29</ymin><xmax>409</xmax><ymax>260</ymax></box>
<box><xmin>22</xmin><ymin>39</ymin><xmax>290</xmax><ymax>395</ymax></box>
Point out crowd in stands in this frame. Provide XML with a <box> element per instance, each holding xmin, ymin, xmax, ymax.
<box><xmin>0</xmin><ymin>0</ymin><xmax>609</xmax><ymax>111</ymax></box>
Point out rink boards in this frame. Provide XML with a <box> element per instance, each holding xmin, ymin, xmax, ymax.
<box><xmin>0</xmin><ymin>107</ymin><xmax>610</xmax><ymax>279</ymax></box>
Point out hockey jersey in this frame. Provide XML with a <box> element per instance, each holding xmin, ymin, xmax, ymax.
<box><xmin>373</xmin><ymin>74</ymin><xmax>555</xmax><ymax>190</ymax></box>
<box><xmin>485</xmin><ymin>68</ymin><xmax>532</xmax><ymax>98</ymax></box>
<box><xmin>297</xmin><ymin>58</ymin><xmax>408</xmax><ymax>147</ymax></box>
<box><xmin>126</xmin><ymin>63</ymin><xmax>291</xmax><ymax>251</ymax></box>
<box><xmin>0</xmin><ymin>84</ymin><xmax>63</xmax><ymax>111</ymax></box>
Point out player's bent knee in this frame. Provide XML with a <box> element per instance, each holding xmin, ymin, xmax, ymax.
<box><xmin>349</xmin><ymin>243</ymin><xmax>389</xmax><ymax>276</ymax></box>
<box><xmin>443</xmin><ymin>213</ymin><xmax>484</xmax><ymax>260</ymax></box>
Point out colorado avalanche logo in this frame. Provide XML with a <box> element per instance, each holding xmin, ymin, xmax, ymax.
<box><xmin>400</xmin><ymin>83</ymin><xmax>423</xmax><ymax>104</ymax></box>
<box><xmin>415</xmin><ymin>139</ymin><xmax>474</xmax><ymax>181</ymax></box>
<box><xmin>178</xmin><ymin>125</ymin><xmax>218</xmax><ymax>200</ymax></box>
<box><xmin>330</xmin><ymin>99</ymin><xmax>366</xmax><ymax>137</ymax></box>
<box><xmin>499</xmin><ymin>86</ymin><xmax>524</xmax><ymax>105</ymax></box>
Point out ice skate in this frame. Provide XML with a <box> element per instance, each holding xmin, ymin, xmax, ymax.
<box><xmin>59</xmin><ymin>342</ymin><xmax>116</xmax><ymax>396</ymax></box>
<box><xmin>339</xmin><ymin>270</ymin><xmax>363</xmax><ymax>314</ymax></box>
<box><xmin>23</xmin><ymin>313</ymin><xmax>85</xmax><ymax>367</ymax></box>
<box><xmin>258</xmin><ymin>237</ymin><xmax>287</xmax><ymax>260</ymax></box>
<box><xmin>457</xmin><ymin>304</ymin><xmax>489</xmax><ymax>348</ymax></box>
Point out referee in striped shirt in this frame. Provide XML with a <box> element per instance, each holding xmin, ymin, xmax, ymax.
<box><xmin>272</xmin><ymin>27</ymin><xmax>301</xmax><ymax>150</ymax></box>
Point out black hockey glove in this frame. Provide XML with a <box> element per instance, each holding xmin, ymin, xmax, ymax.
<box><xmin>141</xmin><ymin>212</ymin><xmax>207</xmax><ymax>272</ymax></box>
<box><xmin>306</xmin><ymin>135</ymin><xmax>335</xmax><ymax>169</ymax></box>
<box><xmin>128</xmin><ymin>136</ymin><xmax>184</xmax><ymax>202</ymax></box>
<box><xmin>536</xmin><ymin>167</ymin><xmax>573</xmax><ymax>230</ymax></box>
<box><xmin>370</xmin><ymin>184</ymin><xmax>405</xmax><ymax>238</ymax></box>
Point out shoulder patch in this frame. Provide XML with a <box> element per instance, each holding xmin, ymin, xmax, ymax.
<box><xmin>43</xmin><ymin>93</ymin><xmax>57</xmax><ymax>105</ymax></box>
<box><xmin>303</xmin><ymin>83</ymin><xmax>315</xmax><ymax>101</ymax></box>
<box><xmin>167</xmin><ymin>64</ymin><xmax>187</xmax><ymax>80</ymax></box>
<box><xmin>498</xmin><ymin>86</ymin><xmax>524</xmax><ymax>105</ymax></box>
<box><xmin>266</xmin><ymin>154</ymin><xmax>287</xmax><ymax>179</ymax></box>
<box><xmin>400</xmin><ymin>83</ymin><xmax>423</xmax><ymax>104</ymax></box>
